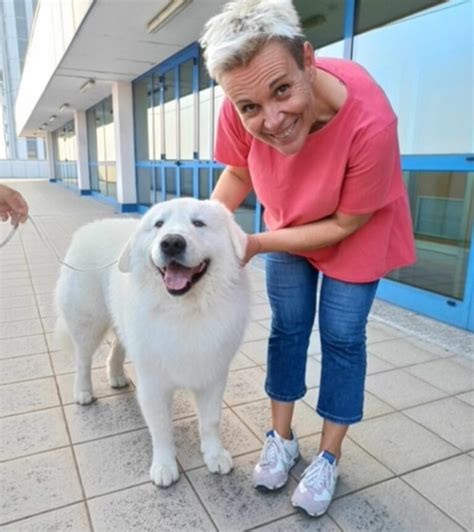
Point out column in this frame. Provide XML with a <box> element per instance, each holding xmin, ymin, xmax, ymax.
<box><xmin>111</xmin><ymin>81</ymin><xmax>137</xmax><ymax>211</ymax></box>
<box><xmin>74</xmin><ymin>110</ymin><xmax>91</xmax><ymax>193</ymax></box>
<box><xmin>45</xmin><ymin>132</ymin><xmax>56</xmax><ymax>181</ymax></box>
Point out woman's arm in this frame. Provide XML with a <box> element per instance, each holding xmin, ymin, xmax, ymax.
<box><xmin>211</xmin><ymin>165</ymin><xmax>253</xmax><ymax>212</ymax></box>
<box><xmin>245</xmin><ymin>211</ymin><xmax>371</xmax><ymax>263</ymax></box>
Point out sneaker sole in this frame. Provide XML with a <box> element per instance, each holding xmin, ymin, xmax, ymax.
<box><xmin>292</xmin><ymin>502</ymin><xmax>326</xmax><ymax>518</ymax></box>
<box><xmin>253</xmin><ymin>453</ymin><xmax>300</xmax><ymax>493</ymax></box>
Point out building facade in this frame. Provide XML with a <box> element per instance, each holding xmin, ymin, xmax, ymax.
<box><xmin>0</xmin><ymin>0</ymin><xmax>45</xmax><ymax>161</ymax></box>
<box><xmin>14</xmin><ymin>0</ymin><xmax>474</xmax><ymax>331</ymax></box>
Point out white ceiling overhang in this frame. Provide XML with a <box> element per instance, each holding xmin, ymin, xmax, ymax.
<box><xmin>19</xmin><ymin>0</ymin><xmax>226</xmax><ymax>137</ymax></box>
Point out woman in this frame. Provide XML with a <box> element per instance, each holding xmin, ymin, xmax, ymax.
<box><xmin>200</xmin><ymin>0</ymin><xmax>415</xmax><ymax>517</ymax></box>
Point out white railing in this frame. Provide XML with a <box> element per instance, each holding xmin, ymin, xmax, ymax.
<box><xmin>0</xmin><ymin>160</ymin><xmax>49</xmax><ymax>179</ymax></box>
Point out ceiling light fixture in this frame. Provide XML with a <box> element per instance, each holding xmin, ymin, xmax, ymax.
<box><xmin>59</xmin><ymin>103</ymin><xmax>70</xmax><ymax>112</ymax></box>
<box><xmin>147</xmin><ymin>0</ymin><xmax>192</xmax><ymax>33</ymax></box>
<box><xmin>48</xmin><ymin>115</ymin><xmax>56</xmax><ymax>122</ymax></box>
<box><xmin>80</xmin><ymin>79</ymin><xmax>95</xmax><ymax>93</ymax></box>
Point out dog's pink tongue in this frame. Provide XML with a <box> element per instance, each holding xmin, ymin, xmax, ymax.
<box><xmin>164</xmin><ymin>263</ymin><xmax>192</xmax><ymax>291</ymax></box>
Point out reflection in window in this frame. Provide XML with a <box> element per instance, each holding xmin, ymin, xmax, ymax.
<box><xmin>180</xmin><ymin>59</ymin><xmax>195</xmax><ymax>160</ymax></box>
<box><xmin>53</xmin><ymin>121</ymin><xmax>77</xmax><ymax>186</ymax></box>
<box><xmin>164</xmin><ymin>70</ymin><xmax>177</xmax><ymax>160</ymax></box>
<box><xmin>353</xmin><ymin>0</ymin><xmax>472</xmax><ymax>154</ymax></box>
<box><xmin>294</xmin><ymin>0</ymin><xmax>345</xmax><ymax>58</ymax></box>
<box><xmin>388</xmin><ymin>171</ymin><xmax>473</xmax><ymax>300</ymax></box>
<box><xmin>86</xmin><ymin>96</ymin><xmax>116</xmax><ymax>198</ymax></box>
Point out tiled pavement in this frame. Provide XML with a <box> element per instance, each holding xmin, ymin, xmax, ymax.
<box><xmin>1</xmin><ymin>179</ymin><xmax>473</xmax><ymax>531</ymax></box>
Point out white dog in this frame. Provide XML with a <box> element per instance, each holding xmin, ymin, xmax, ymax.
<box><xmin>55</xmin><ymin>198</ymin><xmax>249</xmax><ymax>487</ymax></box>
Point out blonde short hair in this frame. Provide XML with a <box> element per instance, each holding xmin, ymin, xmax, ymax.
<box><xmin>200</xmin><ymin>0</ymin><xmax>304</xmax><ymax>81</ymax></box>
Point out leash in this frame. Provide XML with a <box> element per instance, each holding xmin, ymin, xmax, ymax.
<box><xmin>0</xmin><ymin>215</ymin><xmax>118</xmax><ymax>272</ymax></box>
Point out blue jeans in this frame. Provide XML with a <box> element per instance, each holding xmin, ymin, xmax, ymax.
<box><xmin>265</xmin><ymin>252</ymin><xmax>379</xmax><ymax>425</ymax></box>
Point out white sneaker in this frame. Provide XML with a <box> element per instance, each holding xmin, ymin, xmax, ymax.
<box><xmin>252</xmin><ymin>429</ymin><xmax>299</xmax><ymax>491</ymax></box>
<box><xmin>291</xmin><ymin>450</ymin><xmax>338</xmax><ymax>516</ymax></box>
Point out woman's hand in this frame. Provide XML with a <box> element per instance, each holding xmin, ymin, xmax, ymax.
<box><xmin>242</xmin><ymin>233</ymin><xmax>263</xmax><ymax>265</ymax></box>
<box><xmin>0</xmin><ymin>184</ymin><xmax>29</xmax><ymax>225</ymax></box>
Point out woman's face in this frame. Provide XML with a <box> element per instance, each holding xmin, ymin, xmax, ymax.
<box><xmin>220</xmin><ymin>40</ymin><xmax>318</xmax><ymax>156</ymax></box>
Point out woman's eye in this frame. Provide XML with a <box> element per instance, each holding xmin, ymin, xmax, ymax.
<box><xmin>276</xmin><ymin>84</ymin><xmax>289</xmax><ymax>96</ymax></box>
<box><xmin>242</xmin><ymin>103</ymin><xmax>258</xmax><ymax>114</ymax></box>
<box><xmin>192</xmin><ymin>220</ymin><xmax>206</xmax><ymax>228</ymax></box>
<box><xmin>155</xmin><ymin>220</ymin><xmax>164</xmax><ymax>228</ymax></box>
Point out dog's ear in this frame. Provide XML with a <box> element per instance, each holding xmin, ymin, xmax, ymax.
<box><xmin>226</xmin><ymin>210</ymin><xmax>248</xmax><ymax>262</ymax></box>
<box><xmin>117</xmin><ymin>237</ymin><xmax>133</xmax><ymax>273</ymax></box>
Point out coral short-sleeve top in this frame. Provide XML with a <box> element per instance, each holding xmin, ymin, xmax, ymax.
<box><xmin>215</xmin><ymin>58</ymin><xmax>416</xmax><ymax>283</ymax></box>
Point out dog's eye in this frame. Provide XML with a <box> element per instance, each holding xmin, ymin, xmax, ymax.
<box><xmin>155</xmin><ymin>220</ymin><xmax>164</xmax><ymax>228</ymax></box>
<box><xmin>192</xmin><ymin>220</ymin><xmax>206</xmax><ymax>228</ymax></box>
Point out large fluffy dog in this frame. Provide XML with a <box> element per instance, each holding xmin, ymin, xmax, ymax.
<box><xmin>55</xmin><ymin>198</ymin><xmax>249</xmax><ymax>487</ymax></box>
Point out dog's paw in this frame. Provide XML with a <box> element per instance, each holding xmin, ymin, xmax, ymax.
<box><xmin>150</xmin><ymin>460</ymin><xmax>179</xmax><ymax>488</ymax></box>
<box><xmin>74</xmin><ymin>390</ymin><xmax>95</xmax><ymax>405</ymax></box>
<box><xmin>204</xmin><ymin>448</ymin><xmax>233</xmax><ymax>475</ymax></box>
<box><xmin>108</xmin><ymin>374</ymin><xmax>129</xmax><ymax>389</ymax></box>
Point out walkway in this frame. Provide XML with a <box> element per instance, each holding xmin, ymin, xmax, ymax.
<box><xmin>1</xmin><ymin>179</ymin><xmax>472</xmax><ymax>531</ymax></box>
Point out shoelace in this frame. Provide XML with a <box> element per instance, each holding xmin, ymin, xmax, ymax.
<box><xmin>260</xmin><ymin>436</ymin><xmax>284</xmax><ymax>466</ymax></box>
<box><xmin>302</xmin><ymin>456</ymin><xmax>335</xmax><ymax>493</ymax></box>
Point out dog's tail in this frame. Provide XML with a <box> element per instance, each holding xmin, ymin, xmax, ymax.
<box><xmin>54</xmin><ymin>317</ymin><xmax>74</xmax><ymax>355</ymax></box>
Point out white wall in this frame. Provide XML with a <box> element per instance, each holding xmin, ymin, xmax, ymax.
<box><xmin>15</xmin><ymin>0</ymin><xmax>93</xmax><ymax>137</ymax></box>
<box><xmin>0</xmin><ymin>160</ymin><xmax>49</xmax><ymax>178</ymax></box>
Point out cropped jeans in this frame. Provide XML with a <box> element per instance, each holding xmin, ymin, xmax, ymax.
<box><xmin>265</xmin><ymin>252</ymin><xmax>379</xmax><ymax>425</ymax></box>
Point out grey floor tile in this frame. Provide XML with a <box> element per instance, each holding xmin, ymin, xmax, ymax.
<box><xmin>291</xmin><ymin>436</ymin><xmax>394</xmax><ymax>497</ymax></box>
<box><xmin>0</xmin><ymin>305</ymin><xmax>38</xmax><ymax>323</ymax></box>
<box><xmin>369</xmin><ymin>337</ymin><xmax>450</xmax><ymax>367</ymax></box>
<box><xmin>0</xmin><ymin>407</ymin><xmax>69</xmax><ymax>461</ymax></box>
<box><xmin>240</xmin><ymin>338</ymin><xmax>267</xmax><ymax>365</ymax></box>
<box><xmin>0</xmin><ymin>285</ymin><xmax>34</xmax><ymax>298</ymax></box>
<box><xmin>88</xmin><ymin>480</ymin><xmax>214</xmax><ymax>532</ymax></box>
<box><xmin>404</xmin><ymin>397</ymin><xmax>474</xmax><ymax>451</ymax></box>
<box><xmin>403</xmin><ymin>454</ymin><xmax>473</xmax><ymax>530</ymax></box>
<box><xmin>50</xmin><ymin>343</ymin><xmax>110</xmax><ymax>374</ymax></box>
<box><xmin>40</xmin><ymin>315</ymin><xmax>57</xmax><ymax>333</ymax></box>
<box><xmin>308</xmin><ymin>330</ymin><xmax>321</xmax><ymax>355</ymax></box>
<box><xmin>243</xmin><ymin>322</ymin><xmax>270</xmax><ymax>342</ymax></box>
<box><xmin>64</xmin><ymin>392</ymin><xmax>145</xmax><ymax>443</ymax></box>
<box><xmin>0</xmin><ymin>503</ymin><xmax>90</xmax><ymax>532</ymax></box>
<box><xmin>172</xmin><ymin>388</ymin><xmax>198</xmax><ymax>420</ymax></box>
<box><xmin>365</xmin><ymin>369</ymin><xmax>447</xmax><ymax>409</ymax></box>
<box><xmin>0</xmin><ymin>277</ymin><xmax>32</xmax><ymax>289</ymax></box>
<box><xmin>366</xmin><ymin>352</ymin><xmax>395</xmax><ymax>374</ymax></box>
<box><xmin>456</xmin><ymin>390</ymin><xmax>474</xmax><ymax>406</ymax></box>
<box><xmin>0</xmin><ymin>448</ymin><xmax>83</xmax><ymax>525</ymax></box>
<box><xmin>224</xmin><ymin>366</ymin><xmax>267</xmax><ymax>406</ymax></box>
<box><xmin>254</xmin><ymin>512</ymin><xmax>340</xmax><ymax>531</ymax></box>
<box><xmin>328</xmin><ymin>478</ymin><xmax>463</xmax><ymax>531</ymax></box>
<box><xmin>305</xmin><ymin>356</ymin><xmax>321</xmax><ymax>388</ymax></box>
<box><xmin>75</xmin><ymin>428</ymin><xmax>151</xmax><ymax>497</ymax></box>
<box><xmin>230</xmin><ymin>351</ymin><xmax>257</xmax><ymax>370</ymax></box>
<box><xmin>0</xmin><ymin>334</ymin><xmax>47</xmax><ymax>359</ymax></box>
<box><xmin>57</xmin><ymin>367</ymin><xmax>133</xmax><ymax>404</ymax></box>
<box><xmin>0</xmin><ymin>353</ymin><xmax>52</xmax><ymax>384</ymax></box>
<box><xmin>404</xmin><ymin>358</ymin><xmax>474</xmax><ymax>395</ymax></box>
<box><xmin>250</xmin><ymin>303</ymin><xmax>272</xmax><ymax>320</ymax></box>
<box><xmin>174</xmin><ymin>409</ymin><xmax>261</xmax><ymax>470</ymax></box>
<box><xmin>0</xmin><ymin>294</ymin><xmax>36</xmax><ymax>309</ymax></box>
<box><xmin>234</xmin><ymin>398</ymin><xmax>323</xmax><ymax>441</ymax></box>
<box><xmin>349</xmin><ymin>412</ymin><xmax>458</xmax><ymax>474</ymax></box>
<box><xmin>366</xmin><ymin>320</ymin><xmax>408</xmax><ymax>344</ymax></box>
<box><xmin>187</xmin><ymin>452</ymin><xmax>297</xmax><ymax>531</ymax></box>
<box><xmin>363</xmin><ymin>391</ymin><xmax>395</xmax><ymax>419</ymax></box>
<box><xmin>0</xmin><ymin>377</ymin><xmax>59</xmax><ymax>416</ymax></box>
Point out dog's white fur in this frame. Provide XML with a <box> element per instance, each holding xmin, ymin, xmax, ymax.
<box><xmin>55</xmin><ymin>198</ymin><xmax>249</xmax><ymax>487</ymax></box>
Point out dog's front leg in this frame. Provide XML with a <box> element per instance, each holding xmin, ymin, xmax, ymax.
<box><xmin>136</xmin><ymin>376</ymin><xmax>179</xmax><ymax>488</ymax></box>
<box><xmin>194</xmin><ymin>378</ymin><xmax>233</xmax><ymax>475</ymax></box>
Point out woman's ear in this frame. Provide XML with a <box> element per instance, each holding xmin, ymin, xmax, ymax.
<box><xmin>117</xmin><ymin>237</ymin><xmax>133</xmax><ymax>273</ymax></box>
<box><xmin>303</xmin><ymin>40</ymin><xmax>315</xmax><ymax>69</ymax></box>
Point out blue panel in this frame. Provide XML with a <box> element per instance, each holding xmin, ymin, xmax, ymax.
<box><xmin>343</xmin><ymin>0</ymin><xmax>356</xmax><ymax>59</ymax></box>
<box><xmin>119</xmin><ymin>204</ymin><xmax>138</xmax><ymax>213</ymax></box>
<box><xmin>402</xmin><ymin>155</ymin><xmax>474</xmax><ymax>171</ymax></box>
<box><xmin>80</xmin><ymin>189</ymin><xmax>92</xmax><ymax>196</ymax></box>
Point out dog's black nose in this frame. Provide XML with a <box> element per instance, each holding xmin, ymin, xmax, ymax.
<box><xmin>160</xmin><ymin>234</ymin><xmax>186</xmax><ymax>256</ymax></box>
